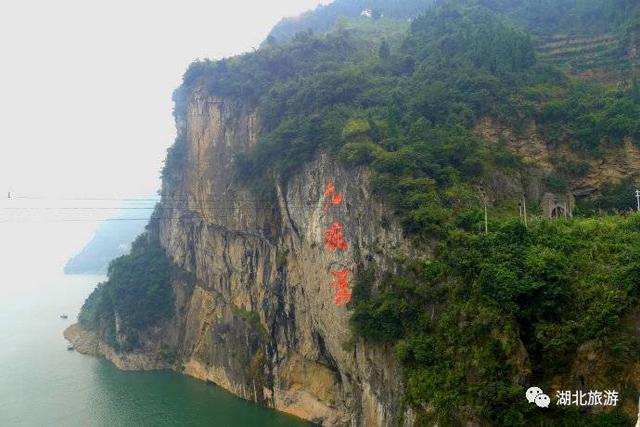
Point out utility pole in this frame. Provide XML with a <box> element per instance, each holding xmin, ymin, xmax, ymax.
<box><xmin>636</xmin><ymin>189</ymin><xmax>640</xmax><ymax>212</ymax></box>
<box><xmin>522</xmin><ymin>194</ymin><xmax>528</xmax><ymax>228</ymax></box>
<box><xmin>484</xmin><ymin>202</ymin><xmax>488</xmax><ymax>234</ymax></box>
<box><xmin>518</xmin><ymin>201</ymin><xmax>523</xmax><ymax>219</ymax></box>
<box><xmin>479</xmin><ymin>189</ymin><xmax>488</xmax><ymax>234</ymax></box>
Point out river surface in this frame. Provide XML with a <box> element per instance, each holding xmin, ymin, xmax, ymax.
<box><xmin>0</xmin><ymin>272</ymin><xmax>307</xmax><ymax>427</ymax></box>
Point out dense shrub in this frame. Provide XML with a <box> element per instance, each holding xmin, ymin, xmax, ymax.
<box><xmin>577</xmin><ymin>178</ymin><xmax>640</xmax><ymax>214</ymax></box>
<box><xmin>79</xmin><ymin>234</ymin><xmax>177</xmax><ymax>351</ymax></box>
<box><xmin>351</xmin><ymin>217</ymin><xmax>640</xmax><ymax>425</ymax></box>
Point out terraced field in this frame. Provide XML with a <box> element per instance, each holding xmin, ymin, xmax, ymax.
<box><xmin>535</xmin><ymin>31</ymin><xmax>638</xmax><ymax>75</ymax></box>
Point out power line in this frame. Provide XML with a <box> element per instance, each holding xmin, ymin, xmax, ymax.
<box><xmin>0</xmin><ymin>204</ymin><xmax>325</xmax><ymax>210</ymax></box>
<box><xmin>6</xmin><ymin>193</ymin><xmax>336</xmax><ymax>204</ymax></box>
<box><xmin>9</xmin><ymin>194</ymin><xmax>284</xmax><ymax>202</ymax></box>
<box><xmin>8</xmin><ymin>194</ymin><xmax>161</xmax><ymax>202</ymax></box>
<box><xmin>4</xmin><ymin>197</ymin><xmax>418</xmax><ymax>208</ymax></box>
<box><xmin>2</xmin><ymin>192</ymin><xmax>425</xmax><ymax>224</ymax></box>
<box><xmin>0</xmin><ymin>215</ymin><xmax>285</xmax><ymax>223</ymax></box>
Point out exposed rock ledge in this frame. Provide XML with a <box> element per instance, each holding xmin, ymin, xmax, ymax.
<box><xmin>64</xmin><ymin>324</ymin><xmax>169</xmax><ymax>371</ymax></box>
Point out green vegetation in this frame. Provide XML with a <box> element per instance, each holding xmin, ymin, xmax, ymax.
<box><xmin>536</xmin><ymin>80</ymin><xmax>640</xmax><ymax>152</ymax></box>
<box><xmin>169</xmin><ymin>2</ymin><xmax>640</xmax><ymax>244</ymax></box>
<box><xmin>164</xmin><ymin>0</ymin><xmax>640</xmax><ymax>423</ymax></box>
<box><xmin>482</xmin><ymin>0</ymin><xmax>640</xmax><ymax>74</ymax></box>
<box><xmin>175</xmin><ymin>0</ymin><xmax>640</xmax><ymax>189</ymax></box>
<box><xmin>577</xmin><ymin>178</ymin><xmax>640</xmax><ymax>214</ymax></box>
<box><xmin>186</xmin><ymin>2</ymin><xmax>637</xmax><ymax>241</ymax></box>
<box><xmin>352</xmin><ymin>216</ymin><xmax>640</xmax><ymax>425</ymax></box>
<box><xmin>79</xmin><ymin>234</ymin><xmax>178</xmax><ymax>351</ymax></box>
<box><xmin>267</xmin><ymin>0</ymin><xmax>433</xmax><ymax>43</ymax></box>
<box><xmin>477</xmin><ymin>0</ymin><xmax>638</xmax><ymax>34</ymax></box>
<box><xmin>232</xmin><ymin>305</ymin><xmax>269</xmax><ymax>339</ymax></box>
<box><xmin>480</xmin><ymin>0</ymin><xmax>639</xmax><ymax>34</ymax></box>
<box><xmin>161</xmin><ymin>134</ymin><xmax>188</xmax><ymax>181</ymax></box>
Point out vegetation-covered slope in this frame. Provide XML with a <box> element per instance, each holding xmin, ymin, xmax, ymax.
<box><xmin>181</xmin><ymin>0</ymin><xmax>640</xmax><ymax>228</ymax></box>
<box><xmin>268</xmin><ymin>0</ymin><xmax>640</xmax><ymax>76</ymax></box>
<box><xmin>79</xmin><ymin>231</ymin><xmax>182</xmax><ymax>352</ymax></box>
<box><xmin>76</xmin><ymin>0</ymin><xmax>640</xmax><ymax>424</ymax></box>
<box><xmin>267</xmin><ymin>0</ymin><xmax>433</xmax><ymax>43</ymax></box>
<box><xmin>352</xmin><ymin>216</ymin><xmax>640</xmax><ymax>425</ymax></box>
<box><xmin>479</xmin><ymin>0</ymin><xmax>639</xmax><ymax>34</ymax></box>
<box><xmin>167</xmin><ymin>1</ymin><xmax>640</xmax><ymax>424</ymax></box>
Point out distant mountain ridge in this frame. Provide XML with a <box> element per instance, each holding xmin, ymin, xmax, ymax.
<box><xmin>64</xmin><ymin>204</ymin><xmax>153</xmax><ymax>275</ymax></box>
<box><xmin>478</xmin><ymin>0</ymin><xmax>640</xmax><ymax>76</ymax></box>
<box><xmin>268</xmin><ymin>0</ymin><xmax>640</xmax><ymax>77</ymax></box>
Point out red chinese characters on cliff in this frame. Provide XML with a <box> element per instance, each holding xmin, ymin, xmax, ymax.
<box><xmin>330</xmin><ymin>268</ymin><xmax>351</xmax><ymax>305</ymax></box>
<box><xmin>324</xmin><ymin>179</ymin><xmax>343</xmax><ymax>212</ymax></box>
<box><xmin>322</xmin><ymin>178</ymin><xmax>352</xmax><ymax>305</ymax></box>
<box><xmin>323</xmin><ymin>222</ymin><xmax>348</xmax><ymax>252</ymax></box>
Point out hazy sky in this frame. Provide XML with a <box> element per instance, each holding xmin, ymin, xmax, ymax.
<box><xmin>0</xmin><ymin>0</ymin><xmax>331</xmax><ymax>291</ymax></box>
<box><xmin>0</xmin><ymin>0</ymin><xmax>330</xmax><ymax>199</ymax></box>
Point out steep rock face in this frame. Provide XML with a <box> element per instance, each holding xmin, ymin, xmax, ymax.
<box><xmin>71</xmin><ymin>88</ymin><xmax>415</xmax><ymax>426</ymax></box>
<box><xmin>157</xmin><ymin>89</ymin><xmax>414</xmax><ymax>426</ymax></box>
<box><xmin>475</xmin><ymin>117</ymin><xmax>640</xmax><ymax>198</ymax></box>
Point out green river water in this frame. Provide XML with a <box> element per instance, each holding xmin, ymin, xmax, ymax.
<box><xmin>0</xmin><ymin>273</ymin><xmax>308</xmax><ymax>427</ymax></box>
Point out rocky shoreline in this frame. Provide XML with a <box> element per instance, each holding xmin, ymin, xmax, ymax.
<box><xmin>63</xmin><ymin>323</ymin><xmax>343</xmax><ymax>424</ymax></box>
<box><xmin>64</xmin><ymin>324</ymin><xmax>99</xmax><ymax>356</ymax></box>
<box><xmin>64</xmin><ymin>324</ymin><xmax>170</xmax><ymax>371</ymax></box>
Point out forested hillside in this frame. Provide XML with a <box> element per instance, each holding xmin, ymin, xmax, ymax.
<box><xmin>175</xmin><ymin>1</ymin><xmax>640</xmax><ymax>424</ymax></box>
<box><xmin>268</xmin><ymin>0</ymin><xmax>640</xmax><ymax>77</ymax></box>
<box><xmin>80</xmin><ymin>0</ymin><xmax>640</xmax><ymax>425</ymax></box>
<box><xmin>480</xmin><ymin>0</ymin><xmax>638</xmax><ymax>33</ymax></box>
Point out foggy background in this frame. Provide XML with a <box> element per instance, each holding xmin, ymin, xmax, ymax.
<box><xmin>0</xmin><ymin>0</ymin><xmax>330</xmax><ymax>300</ymax></box>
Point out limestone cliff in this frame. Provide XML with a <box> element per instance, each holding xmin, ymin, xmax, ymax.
<box><xmin>474</xmin><ymin>116</ymin><xmax>640</xmax><ymax>204</ymax></box>
<box><xmin>67</xmin><ymin>87</ymin><xmax>414</xmax><ymax>426</ymax></box>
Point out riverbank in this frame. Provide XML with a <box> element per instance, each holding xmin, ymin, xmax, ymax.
<box><xmin>64</xmin><ymin>323</ymin><xmax>171</xmax><ymax>371</ymax></box>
